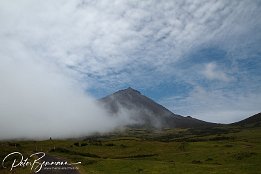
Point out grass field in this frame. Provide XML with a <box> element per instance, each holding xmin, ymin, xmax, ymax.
<box><xmin>1</xmin><ymin>125</ymin><xmax>261</xmax><ymax>174</ymax></box>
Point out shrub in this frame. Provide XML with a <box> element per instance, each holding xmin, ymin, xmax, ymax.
<box><xmin>105</xmin><ymin>143</ymin><xmax>115</xmax><ymax>146</ymax></box>
<box><xmin>74</xmin><ymin>142</ymin><xmax>80</xmax><ymax>147</ymax></box>
<box><xmin>81</xmin><ymin>143</ymin><xmax>88</xmax><ymax>147</ymax></box>
<box><xmin>233</xmin><ymin>152</ymin><xmax>257</xmax><ymax>160</ymax></box>
<box><xmin>192</xmin><ymin>160</ymin><xmax>202</xmax><ymax>164</ymax></box>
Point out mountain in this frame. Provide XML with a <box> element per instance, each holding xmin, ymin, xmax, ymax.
<box><xmin>231</xmin><ymin>112</ymin><xmax>261</xmax><ymax>127</ymax></box>
<box><xmin>100</xmin><ymin>87</ymin><xmax>215</xmax><ymax>128</ymax></box>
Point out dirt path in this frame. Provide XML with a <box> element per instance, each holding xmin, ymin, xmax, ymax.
<box><xmin>35</xmin><ymin>154</ymin><xmax>81</xmax><ymax>174</ymax></box>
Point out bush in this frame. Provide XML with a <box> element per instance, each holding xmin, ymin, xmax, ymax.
<box><xmin>233</xmin><ymin>152</ymin><xmax>257</xmax><ymax>160</ymax></box>
<box><xmin>205</xmin><ymin>157</ymin><xmax>213</xmax><ymax>161</ymax></box>
<box><xmin>51</xmin><ymin>147</ymin><xmax>101</xmax><ymax>158</ymax></box>
<box><xmin>192</xmin><ymin>160</ymin><xmax>202</xmax><ymax>164</ymax></box>
<box><xmin>81</xmin><ymin>143</ymin><xmax>88</xmax><ymax>147</ymax></box>
<box><xmin>8</xmin><ymin>142</ymin><xmax>21</xmax><ymax>147</ymax></box>
<box><xmin>120</xmin><ymin>144</ymin><xmax>127</xmax><ymax>148</ymax></box>
<box><xmin>105</xmin><ymin>143</ymin><xmax>115</xmax><ymax>146</ymax></box>
<box><xmin>74</xmin><ymin>142</ymin><xmax>80</xmax><ymax>147</ymax></box>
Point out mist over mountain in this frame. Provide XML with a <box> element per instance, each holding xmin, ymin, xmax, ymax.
<box><xmin>100</xmin><ymin>87</ymin><xmax>215</xmax><ymax>128</ymax></box>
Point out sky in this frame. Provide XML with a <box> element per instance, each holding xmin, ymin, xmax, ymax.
<box><xmin>0</xmin><ymin>0</ymin><xmax>260</xmax><ymax>128</ymax></box>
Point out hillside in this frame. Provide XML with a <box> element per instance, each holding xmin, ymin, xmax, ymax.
<box><xmin>231</xmin><ymin>112</ymin><xmax>261</xmax><ymax>127</ymax></box>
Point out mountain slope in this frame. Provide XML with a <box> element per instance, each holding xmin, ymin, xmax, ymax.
<box><xmin>231</xmin><ymin>112</ymin><xmax>261</xmax><ymax>127</ymax></box>
<box><xmin>100</xmin><ymin>87</ymin><xmax>214</xmax><ymax>128</ymax></box>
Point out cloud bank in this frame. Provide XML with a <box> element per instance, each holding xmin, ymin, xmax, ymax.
<box><xmin>0</xmin><ymin>56</ymin><xmax>137</xmax><ymax>139</ymax></box>
<box><xmin>2</xmin><ymin>0</ymin><xmax>259</xmax><ymax>86</ymax></box>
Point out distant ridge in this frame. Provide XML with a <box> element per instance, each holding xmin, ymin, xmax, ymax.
<box><xmin>100</xmin><ymin>87</ymin><xmax>215</xmax><ymax>128</ymax></box>
<box><xmin>231</xmin><ymin>112</ymin><xmax>261</xmax><ymax>126</ymax></box>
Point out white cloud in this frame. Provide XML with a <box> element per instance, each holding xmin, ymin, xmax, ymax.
<box><xmin>160</xmin><ymin>86</ymin><xmax>261</xmax><ymax>123</ymax></box>
<box><xmin>0</xmin><ymin>0</ymin><xmax>259</xmax><ymax>88</ymax></box>
<box><xmin>202</xmin><ymin>62</ymin><xmax>230</xmax><ymax>82</ymax></box>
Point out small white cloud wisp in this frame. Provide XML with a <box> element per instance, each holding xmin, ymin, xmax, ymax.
<box><xmin>202</xmin><ymin>62</ymin><xmax>231</xmax><ymax>82</ymax></box>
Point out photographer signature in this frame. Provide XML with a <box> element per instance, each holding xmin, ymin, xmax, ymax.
<box><xmin>2</xmin><ymin>152</ymin><xmax>81</xmax><ymax>173</ymax></box>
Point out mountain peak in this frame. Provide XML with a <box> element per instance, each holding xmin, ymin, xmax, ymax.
<box><xmin>100</xmin><ymin>88</ymin><xmax>214</xmax><ymax>128</ymax></box>
<box><xmin>116</xmin><ymin>87</ymin><xmax>141</xmax><ymax>95</ymax></box>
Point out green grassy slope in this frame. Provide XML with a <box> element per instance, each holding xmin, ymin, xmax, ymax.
<box><xmin>1</xmin><ymin>125</ymin><xmax>261</xmax><ymax>174</ymax></box>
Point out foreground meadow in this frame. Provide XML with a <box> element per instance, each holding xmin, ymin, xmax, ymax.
<box><xmin>1</xmin><ymin>125</ymin><xmax>261</xmax><ymax>174</ymax></box>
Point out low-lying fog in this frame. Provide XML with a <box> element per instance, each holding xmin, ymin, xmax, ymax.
<box><xmin>0</xmin><ymin>57</ymin><xmax>137</xmax><ymax>140</ymax></box>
